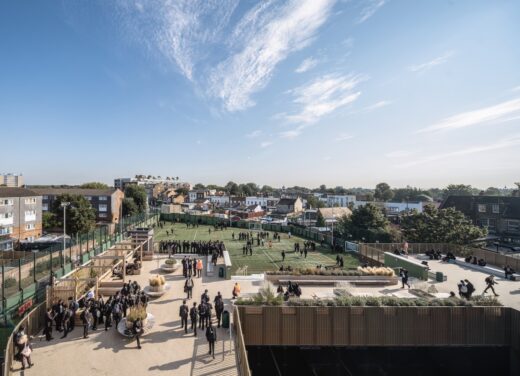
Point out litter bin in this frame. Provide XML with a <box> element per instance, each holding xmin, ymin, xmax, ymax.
<box><xmin>222</xmin><ymin>310</ymin><xmax>230</xmax><ymax>329</ymax></box>
<box><xmin>436</xmin><ymin>271</ymin><xmax>444</xmax><ymax>282</ymax></box>
<box><xmin>219</xmin><ymin>266</ymin><xmax>224</xmax><ymax>278</ymax></box>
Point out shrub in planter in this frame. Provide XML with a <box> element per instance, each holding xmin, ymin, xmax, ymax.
<box><xmin>164</xmin><ymin>259</ymin><xmax>176</xmax><ymax>265</ymax></box>
<box><xmin>149</xmin><ymin>275</ymin><xmax>166</xmax><ymax>292</ymax></box>
<box><xmin>126</xmin><ymin>305</ymin><xmax>147</xmax><ymax>329</ymax></box>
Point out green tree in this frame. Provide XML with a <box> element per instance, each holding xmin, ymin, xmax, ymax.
<box><xmin>316</xmin><ymin>210</ymin><xmax>326</xmax><ymax>227</ymax></box>
<box><xmin>261</xmin><ymin>185</ymin><xmax>274</xmax><ymax>195</ymax></box>
<box><xmin>392</xmin><ymin>186</ymin><xmax>429</xmax><ymax>202</ymax></box>
<box><xmin>193</xmin><ymin>183</ymin><xmax>206</xmax><ymax>190</ymax></box>
<box><xmin>225</xmin><ymin>181</ymin><xmax>240</xmax><ymax>195</ymax></box>
<box><xmin>80</xmin><ymin>182</ymin><xmax>109</xmax><ymax>189</ymax></box>
<box><xmin>42</xmin><ymin>211</ymin><xmax>57</xmax><ymax>229</ymax></box>
<box><xmin>374</xmin><ymin>182</ymin><xmax>394</xmax><ymax>201</ymax></box>
<box><xmin>400</xmin><ymin>204</ymin><xmax>486</xmax><ymax>245</ymax></box>
<box><xmin>122</xmin><ymin>197</ymin><xmax>139</xmax><ymax>216</ymax></box>
<box><xmin>175</xmin><ymin>187</ymin><xmax>189</xmax><ymax>196</ymax></box>
<box><xmin>443</xmin><ymin>184</ymin><xmax>474</xmax><ymax>199</ymax></box>
<box><xmin>306</xmin><ymin>195</ymin><xmax>325</xmax><ymax>209</ymax></box>
<box><xmin>511</xmin><ymin>182</ymin><xmax>520</xmax><ymax>197</ymax></box>
<box><xmin>124</xmin><ymin>184</ymin><xmax>147</xmax><ymax>212</ymax></box>
<box><xmin>484</xmin><ymin>187</ymin><xmax>501</xmax><ymax>196</ymax></box>
<box><xmin>52</xmin><ymin>194</ymin><xmax>96</xmax><ymax>234</ymax></box>
<box><xmin>337</xmin><ymin>203</ymin><xmax>392</xmax><ymax>242</ymax></box>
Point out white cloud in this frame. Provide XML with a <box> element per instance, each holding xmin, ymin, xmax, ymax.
<box><xmin>409</xmin><ymin>51</ymin><xmax>454</xmax><ymax>73</ymax></box>
<box><xmin>357</xmin><ymin>0</ymin><xmax>386</xmax><ymax>24</ymax></box>
<box><xmin>362</xmin><ymin>100</ymin><xmax>392</xmax><ymax>112</ymax></box>
<box><xmin>246</xmin><ymin>130</ymin><xmax>262</xmax><ymax>138</ymax></box>
<box><xmin>284</xmin><ymin>73</ymin><xmax>366</xmax><ymax>124</ymax></box>
<box><xmin>335</xmin><ymin>133</ymin><xmax>353</xmax><ymax>142</ymax></box>
<box><xmin>295</xmin><ymin>57</ymin><xmax>319</xmax><ymax>73</ymax></box>
<box><xmin>260</xmin><ymin>141</ymin><xmax>274</xmax><ymax>148</ymax></box>
<box><xmin>512</xmin><ymin>86</ymin><xmax>520</xmax><ymax>92</ymax></box>
<box><xmin>385</xmin><ymin>150</ymin><xmax>412</xmax><ymax>158</ymax></box>
<box><xmin>117</xmin><ymin>0</ymin><xmax>239</xmax><ymax>81</ymax></box>
<box><xmin>210</xmin><ymin>0</ymin><xmax>336</xmax><ymax>111</ymax></box>
<box><xmin>280</xmin><ymin>129</ymin><xmax>303</xmax><ymax>139</ymax></box>
<box><xmin>398</xmin><ymin>135</ymin><xmax>520</xmax><ymax>168</ymax></box>
<box><xmin>418</xmin><ymin>97</ymin><xmax>520</xmax><ymax>133</ymax></box>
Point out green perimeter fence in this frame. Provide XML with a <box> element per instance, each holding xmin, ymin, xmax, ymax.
<box><xmin>0</xmin><ymin>211</ymin><xmax>159</xmax><ymax>360</ymax></box>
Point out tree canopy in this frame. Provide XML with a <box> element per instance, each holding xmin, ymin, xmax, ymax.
<box><xmin>374</xmin><ymin>182</ymin><xmax>394</xmax><ymax>202</ymax></box>
<box><xmin>124</xmin><ymin>184</ymin><xmax>147</xmax><ymax>212</ymax></box>
<box><xmin>80</xmin><ymin>182</ymin><xmax>109</xmax><ymax>189</ymax></box>
<box><xmin>442</xmin><ymin>184</ymin><xmax>478</xmax><ymax>199</ymax></box>
<box><xmin>337</xmin><ymin>203</ymin><xmax>393</xmax><ymax>242</ymax></box>
<box><xmin>122</xmin><ymin>197</ymin><xmax>139</xmax><ymax>216</ymax></box>
<box><xmin>316</xmin><ymin>210</ymin><xmax>326</xmax><ymax>227</ymax></box>
<box><xmin>51</xmin><ymin>194</ymin><xmax>96</xmax><ymax>234</ymax></box>
<box><xmin>400</xmin><ymin>204</ymin><xmax>487</xmax><ymax>245</ymax></box>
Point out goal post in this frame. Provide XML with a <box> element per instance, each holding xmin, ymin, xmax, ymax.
<box><xmin>248</xmin><ymin>222</ymin><xmax>263</xmax><ymax>231</ymax></box>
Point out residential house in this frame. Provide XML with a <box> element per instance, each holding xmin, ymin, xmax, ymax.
<box><xmin>230</xmin><ymin>196</ymin><xmax>246</xmax><ymax>207</ymax></box>
<box><xmin>188</xmin><ymin>189</ymin><xmax>215</xmax><ymax>203</ymax></box>
<box><xmin>440</xmin><ymin>195</ymin><xmax>520</xmax><ymax>244</ymax></box>
<box><xmin>32</xmin><ymin>188</ymin><xmax>124</xmax><ymax>223</ymax></box>
<box><xmin>276</xmin><ymin>197</ymin><xmax>303</xmax><ymax>215</ymax></box>
<box><xmin>230</xmin><ymin>204</ymin><xmax>264</xmax><ymax>219</ymax></box>
<box><xmin>0</xmin><ymin>187</ymin><xmax>42</xmax><ymax>249</ymax></box>
<box><xmin>319</xmin><ymin>195</ymin><xmax>357</xmax><ymax>207</ymax></box>
<box><xmin>245</xmin><ymin>196</ymin><xmax>280</xmax><ymax>211</ymax></box>
<box><xmin>208</xmin><ymin>195</ymin><xmax>230</xmax><ymax>207</ymax></box>
<box><xmin>300</xmin><ymin>207</ymin><xmax>352</xmax><ymax>226</ymax></box>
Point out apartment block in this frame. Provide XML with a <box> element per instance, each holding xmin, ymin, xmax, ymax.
<box><xmin>32</xmin><ymin>188</ymin><xmax>124</xmax><ymax>223</ymax></box>
<box><xmin>0</xmin><ymin>187</ymin><xmax>43</xmax><ymax>250</ymax></box>
<box><xmin>0</xmin><ymin>173</ymin><xmax>24</xmax><ymax>188</ymax></box>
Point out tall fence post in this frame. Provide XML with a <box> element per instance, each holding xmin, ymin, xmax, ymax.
<box><xmin>33</xmin><ymin>253</ymin><xmax>37</xmax><ymax>283</ymax></box>
<box><xmin>18</xmin><ymin>258</ymin><xmax>22</xmax><ymax>292</ymax></box>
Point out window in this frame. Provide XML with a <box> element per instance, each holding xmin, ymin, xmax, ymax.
<box><xmin>99</xmin><ymin>213</ymin><xmax>107</xmax><ymax>218</ymax></box>
<box><xmin>99</xmin><ymin>196</ymin><xmax>107</xmax><ymax>201</ymax></box>
<box><xmin>85</xmin><ymin>196</ymin><xmax>92</xmax><ymax>201</ymax></box>
<box><xmin>24</xmin><ymin>198</ymin><xmax>36</xmax><ymax>204</ymax></box>
<box><xmin>508</xmin><ymin>220</ymin><xmax>520</xmax><ymax>233</ymax></box>
<box><xmin>3</xmin><ymin>213</ymin><xmax>13</xmax><ymax>219</ymax></box>
<box><xmin>0</xmin><ymin>227</ymin><xmax>12</xmax><ymax>235</ymax></box>
<box><xmin>25</xmin><ymin>236</ymin><xmax>35</xmax><ymax>242</ymax></box>
<box><xmin>25</xmin><ymin>210</ymin><xmax>36</xmax><ymax>216</ymax></box>
<box><xmin>43</xmin><ymin>195</ymin><xmax>48</xmax><ymax>200</ymax></box>
<box><xmin>1</xmin><ymin>199</ymin><xmax>13</xmax><ymax>206</ymax></box>
<box><xmin>98</xmin><ymin>204</ymin><xmax>108</xmax><ymax>212</ymax></box>
<box><xmin>42</xmin><ymin>204</ymin><xmax>48</xmax><ymax>211</ymax></box>
<box><xmin>25</xmin><ymin>223</ymin><xmax>35</xmax><ymax>230</ymax></box>
<box><xmin>478</xmin><ymin>204</ymin><xmax>487</xmax><ymax>213</ymax></box>
<box><xmin>492</xmin><ymin>204</ymin><xmax>499</xmax><ymax>214</ymax></box>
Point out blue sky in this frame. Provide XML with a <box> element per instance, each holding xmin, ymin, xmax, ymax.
<box><xmin>1</xmin><ymin>0</ymin><xmax>519</xmax><ymax>189</ymax></box>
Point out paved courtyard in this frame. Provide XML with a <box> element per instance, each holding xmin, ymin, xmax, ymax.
<box><xmin>14</xmin><ymin>254</ymin><xmax>261</xmax><ymax>376</ymax></box>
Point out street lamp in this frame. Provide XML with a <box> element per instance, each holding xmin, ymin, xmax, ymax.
<box><xmin>61</xmin><ymin>201</ymin><xmax>70</xmax><ymax>267</ymax></box>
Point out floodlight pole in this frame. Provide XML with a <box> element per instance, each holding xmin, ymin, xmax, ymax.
<box><xmin>61</xmin><ymin>201</ymin><xmax>70</xmax><ymax>267</ymax></box>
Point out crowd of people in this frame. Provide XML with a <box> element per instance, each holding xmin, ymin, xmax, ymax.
<box><xmin>159</xmin><ymin>239</ymin><xmax>225</xmax><ymax>256</ymax></box>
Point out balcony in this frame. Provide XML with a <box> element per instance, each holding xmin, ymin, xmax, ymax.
<box><xmin>25</xmin><ymin>214</ymin><xmax>36</xmax><ymax>222</ymax></box>
<box><xmin>0</xmin><ymin>216</ymin><xmax>14</xmax><ymax>226</ymax></box>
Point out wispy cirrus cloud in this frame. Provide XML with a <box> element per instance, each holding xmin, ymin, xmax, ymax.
<box><xmin>246</xmin><ymin>130</ymin><xmax>262</xmax><ymax>138</ymax></box>
<box><xmin>260</xmin><ymin>141</ymin><xmax>274</xmax><ymax>148</ymax></box>
<box><xmin>117</xmin><ymin>0</ymin><xmax>239</xmax><ymax>81</ymax></box>
<box><xmin>284</xmin><ymin>73</ymin><xmax>366</xmax><ymax>124</ymax></box>
<box><xmin>357</xmin><ymin>0</ymin><xmax>387</xmax><ymax>24</ymax></box>
<box><xmin>210</xmin><ymin>0</ymin><xmax>336</xmax><ymax>111</ymax></box>
<box><xmin>362</xmin><ymin>100</ymin><xmax>392</xmax><ymax>112</ymax></box>
<box><xmin>398</xmin><ymin>135</ymin><xmax>520</xmax><ymax>168</ymax></box>
<box><xmin>335</xmin><ymin>133</ymin><xmax>353</xmax><ymax>142</ymax></box>
<box><xmin>409</xmin><ymin>51</ymin><xmax>454</xmax><ymax>73</ymax></box>
<box><xmin>295</xmin><ymin>57</ymin><xmax>319</xmax><ymax>73</ymax></box>
<box><xmin>418</xmin><ymin>97</ymin><xmax>520</xmax><ymax>133</ymax></box>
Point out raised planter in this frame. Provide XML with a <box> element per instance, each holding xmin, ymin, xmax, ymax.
<box><xmin>161</xmin><ymin>261</ymin><xmax>179</xmax><ymax>273</ymax></box>
<box><xmin>265</xmin><ymin>274</ymin><xmax>398</xmax><ymax>286</ymax></box>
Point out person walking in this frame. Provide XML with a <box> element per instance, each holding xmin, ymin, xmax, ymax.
<box><xmin>190</xmin><ymin>302</ymin><xmax>198</xmax><ymax>337</ymax></box>
<box><xmin>483</xmin><ymin>275</ymin><xmax>499</xmax><ymax>296</ymax></box>
<box><xmin>80</xmin><ymin>308</ymin><xmax>91</xmax><ymax>339</ymax></box>
<box><xmin>196</xmin><ymin>259</ymin><xmax>203</xmax><ymax>278</ymax></box>
<box><xmin>465</xmin><ymin>279</ymin><xmax>475</xmax><ymax>299</ymax></box>
<box><xmin>214</xmin><ymin>293</ymin><xmax>224</xmax><ymax>328</ymax></box>
<box><xmin>281</xmin><ymin>250</ymin><xmax>285</xmax><ymax>262</ymax></box>
<box><xmin>206</xmin><ymin>322</ymin><xmax>217</xmax><ymax>359</ymax></box>
<box><xmin>400</xmin><ymin>268</ymin><xmax>410</xmax><ymax>289</ymax></box>
<box><xmin>179</xmin><ymin>300</ymin><xmax>189</xmax><ymax>334</ymax></box>
<box><xmin>198</xmin><ymin>302</ymin><xmax>207</xmax><ymax>330</ymax></box>
<box><xmin>185</xmin><ymin>277</ymin><xmax>194</xmax><ymax>300</ymax></box>
<box><xmin>133</xmin><ymin>317</ymin><xmax>143</xmax><ymax>349</ymax></box>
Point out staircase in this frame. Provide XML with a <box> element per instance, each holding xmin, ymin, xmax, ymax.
<box><xmin>98</xmin><ymin>280</ymin><xmax>124</xmax><ymax>297</ymax></box>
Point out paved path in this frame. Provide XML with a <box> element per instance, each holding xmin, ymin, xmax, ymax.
<box><xmin>14</xmin><ymin>255</ymin><xmax>259</xmax><ymax>376</ymax></box>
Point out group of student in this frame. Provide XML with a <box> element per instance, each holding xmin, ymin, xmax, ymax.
<box><xmin>276</xmin><ymin>281</ymin><xmax>302</xmax><ymax>300</ymax></box>
<box><xmin>182</xmin><ymin>256</ymin><xmax>204</xmax><ymax>278</ymax></box>
<box><xmin>178</xmin><ymin>290</ymin><xmax>225</xmax><ymax>358</ymax></box>
<box><xmin>159</xmin><ymin>239</ymin><xmax>225</xmax><ymax>256</ymax></box>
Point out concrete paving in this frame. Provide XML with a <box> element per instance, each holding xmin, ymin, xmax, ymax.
<box><xmin>14</xmin><ymin>255</ymin><xmax>260</xmax><ymax>376</ymax></box>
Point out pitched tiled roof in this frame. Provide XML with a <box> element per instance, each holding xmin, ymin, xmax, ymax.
<box><xmin>0</xmin><ymin>187</ymin><xmax>40</xmax><ymax>198</ymax></box>
<box><xmin>278</xmin><ymin>198</ymin><xmax>297</xmax><ymax>205</ymax></box>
